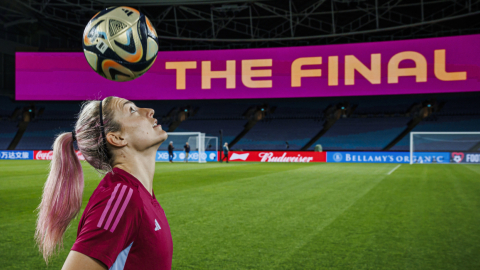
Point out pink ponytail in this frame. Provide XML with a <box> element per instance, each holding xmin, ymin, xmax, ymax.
<box><xmin>35</xmin><ymin>132</ymin><xmax>84</xmax><ymax>263</ymax></box>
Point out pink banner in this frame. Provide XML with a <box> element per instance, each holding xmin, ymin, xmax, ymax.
<box><xmin>16</xmin><ymin>34</ymin><xmax>480</xmax><ymax>101</ymax></box>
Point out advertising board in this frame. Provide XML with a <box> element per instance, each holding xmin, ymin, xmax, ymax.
<box><xmin>30</xmin><ymin>150</ymin><xmax>217</xmax><ymax>162</ymax></box>
<box><xmin>33</xmin><ymin>150</ymin><xmax>85</xmax><ymax>160</ymax></box>
<box><xmin>327</xmin><ymin>151</ymin><xmax>450</xmax><ymax>164</ymax></box>
<box><xmin>228</xmin><ymin>151</ymin><xmax>326</xmax><ymax>163</ymax></box>
<box><xmin>0</xmin><ymin>150</ymin><xmax>33</xmax><ymax>160</ymax></box>
<box><xmin>4</xmin><ymin>150</ymin><xmax>475</xmax><ymax>164</ymax></box>
<box><xmin>155</xmin><ymin>151</ymin><xmax>218</xmax><ymax>162</ymax></box>
<box><xmin>451</xmin><ymin>152</ymin><xmax>480</xmax><ymax>163</ymax></box>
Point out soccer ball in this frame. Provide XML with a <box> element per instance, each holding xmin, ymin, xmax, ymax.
<box><xmin>82</xmin><ymin>6</ymin><xmax>158</xmax><ymax>82</ymax></box>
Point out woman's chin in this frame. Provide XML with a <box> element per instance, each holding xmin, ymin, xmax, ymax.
<box><xmin>157</xmin><ymin>131</ymin><xmax>168</xmax><ymax>144</ymax></box>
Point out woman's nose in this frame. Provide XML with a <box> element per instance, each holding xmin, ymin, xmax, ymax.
<box><xmin>147</xmin><ymin>108</ymin><xmax>155</xmax><ymax>118</ymax></box>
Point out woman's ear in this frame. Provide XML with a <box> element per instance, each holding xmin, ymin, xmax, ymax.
<box><xmin>106</xmin><ymin>132</ymin><xmax>126</xmax><ymax>148</ymax></box>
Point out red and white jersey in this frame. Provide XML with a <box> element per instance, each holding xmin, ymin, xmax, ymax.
<box><xmin>72</xmin><ymin>168</ymin><xmax>173</xmax><ymax>270</ymax></box>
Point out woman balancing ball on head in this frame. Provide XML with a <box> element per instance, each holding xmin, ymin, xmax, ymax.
<box><xmin>34</xmin><ymin>97</ymin><xmax>172</xmax><ymax>270</ymax></box>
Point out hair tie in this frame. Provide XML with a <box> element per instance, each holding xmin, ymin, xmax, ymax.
<box><xmin>72</xmin><ymin>130</ymin><xmax>77</xmax><ymax>142</ymax></box>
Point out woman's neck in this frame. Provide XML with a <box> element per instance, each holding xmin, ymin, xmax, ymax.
<box><xmin>113</xmin><ymin>149</ymin><xmax>156</xmax><ymax>196</ymax></box>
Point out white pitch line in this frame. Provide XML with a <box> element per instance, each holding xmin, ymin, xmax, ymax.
<box><xmin>387</xmin><ymin>164</ymin><xmax>401</xmax><ymax>175</ymax></box>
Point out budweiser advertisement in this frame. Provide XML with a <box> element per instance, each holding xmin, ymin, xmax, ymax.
<box><xmin>228</xmin><ymin>151</ymin><xmax>326</xmax><ymax>163</ymax></box>
<box><xmin>34</xmin><ymin>150</ymin><xmax>85</xmax><ymax>161</ymax></box>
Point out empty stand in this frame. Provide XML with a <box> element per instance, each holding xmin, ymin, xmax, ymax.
<box><xmin>1</xmin><ymin>93</ymin><xmax>479</xmax><ymax>151</ymax></box>
<box><xmin>15</xmin><ymin>120</ymin><xmax>73</xmax><ymax>150</ymax></box>
<box><xmin>311</xmin><ymin>117</ymin><xmax>410</xmax><ymax>150</ymax></box>
<box><xmin>392</xmin><ymin>116</ymin><xmax>480</xmax><ymax>151</ymax></box>
<box><xmin>235</xmin><ymin>118</ymin><xmax>324</xmax><ymax>150</ymax></box>
<box><xmin>0</xmin><ymin>121</ymin><xmax>19</xmax><ymax>149</ymax></box>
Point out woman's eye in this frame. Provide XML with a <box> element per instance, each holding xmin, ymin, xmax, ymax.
<box><xmin>130</xmin><ymin>107</ymin><xmax>136</xmax><ymax>113</ymax></box>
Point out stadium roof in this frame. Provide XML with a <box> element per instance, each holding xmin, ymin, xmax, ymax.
<box><xmin>0</xmin><ymin>0</ymin><xmax>479</xmax><ymax>50</ymax></box>
<box><xmin>95</xmin><ymin>0</ymin><xmax>261</xmax><ymax>5</ymax></box>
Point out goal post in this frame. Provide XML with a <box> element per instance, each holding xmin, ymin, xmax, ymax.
<box><xmin>158</xmin><ymin>132</ymin><xmax>218</xmax><ymax>163</ymax></box>
<box><xmin>410</xmin><ymin>132</ymin><xmax>480</xmax><ymax>164</ymax></box>
<box><xmin>205</xmin><ymin>136</ymin><xmax>218</xmax><ymax>153</ymax></box>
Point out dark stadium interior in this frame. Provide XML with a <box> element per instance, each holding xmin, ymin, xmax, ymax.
<box><xmin>1</xmin><ymin>92</ymin><xmax>480</xmax><ymax>151</ymax></box>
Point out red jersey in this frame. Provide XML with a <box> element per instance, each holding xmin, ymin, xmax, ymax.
<box><xmin>72</xmin><ymin>167</ymin><xmax>173</xmax><ymax>270</ymax></box>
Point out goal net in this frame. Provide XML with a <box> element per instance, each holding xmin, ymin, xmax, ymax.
<box><xmin>157</xmin><ymin>132</ymin><xmax>218</xmax><ymax>163</ymax></box>
<box><xmin>205</xmin><ymin>136</ymin><xmax>218</xmax><ymax>153</ymax></box>
<box><xmin>410</xmin><ymin>132</ymin><xmax>480</xmax><ymax>164</ymax></box>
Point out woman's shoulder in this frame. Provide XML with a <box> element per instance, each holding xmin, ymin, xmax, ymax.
<box><xmin>89</xmin><ymin>171</ymin><xmax>144</xmax><ymax>212</ymax></box>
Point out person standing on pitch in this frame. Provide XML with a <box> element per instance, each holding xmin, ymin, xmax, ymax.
<box><xmin>168</xmin><ymin>141</ymin><xmax>174</xmax><ymax>163</ymax></box>
<box><xmin>35</xmin><ymin>97</ymin><xmax>173</xmax><ymax>270</ymax></box>
<box><xmin>184</xmin><ymin>142</ymin><xmax>190</xmax><ymax>162</ymax></box>
<box><xmin>223</xmin><ymin>142</ymin><xmax>229</xmax><ymax>163</ymax></box>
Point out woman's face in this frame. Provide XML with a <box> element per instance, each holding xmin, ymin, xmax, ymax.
<box><xmin>110</xmin><ymin>97</ymin><xmax>167</xmax><ymax>151</ymax></box>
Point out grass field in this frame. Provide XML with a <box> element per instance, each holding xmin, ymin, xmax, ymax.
<box><xmin>1</xmin><ymin>161</ymin><xmax>480</xmax><ymax>269</ymax></box>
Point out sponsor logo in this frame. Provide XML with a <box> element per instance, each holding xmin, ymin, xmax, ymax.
<box><xmin>327</xmin><ymin>151</ymin><xmax>450</xmax><ymax>163</ymax></box>
<box><xmin>229</xmin><ymin>151</ymin><xmax>326</xmax><ymax>163</ymax></box>
<box><xmin>34</xmin><ymin>150</ymin><xmax>84</xmax><ymax>160</ymax></box>
<box><xmin>466</xmin><ymin>153</ymin><xmax>480</xmax><ymax>163</ymax></box>
<box><xmin>451</xmin><ymin>152</ymin><xmax>465</xmax><ymax>163</ymax></box>
<box><xmin>155</xmin><ymin>151</ymin><xmax>217</xmax><ymax>162</ymax></box>
<box><xmin>333</xmin><ymin>152</ymin><xmax>343</xmax><ymax>162</ymax></box>
<box><xmin>449</xmin><ymin>152</ymin><xmax>480</xmax><ymax>163</ymax></box>
<box><xmin>412</xmin><ymin>154</ymin><xmax>446</xmax><ymax>163</ymax></box>
<box><xmin>155</xmin><ymin>219</ymin><xmax>161</xmax><ymax>231</ymax></box>
<box><xmin>35</xmin><ymin>150</ymin><xmax>53</xmax><ymax>160</ymax></box>
<box><xmin>259</xmin><ymin>152</ymin><xmax>314</xmax><ymax>163</ymax></box>
<box><xmin>230</xmin><ymin>153</ymin><xmax>250</xmax><ymax>161</ymax></box>
<box><xmin>0</xmin><ymin>151</ymin><xmax>32</xmax><ymax>160</ymax></box>
<box><xmin>158</xmin><ymin>152</ymin><xmax>169</xmax><ymax>159</ymax></box>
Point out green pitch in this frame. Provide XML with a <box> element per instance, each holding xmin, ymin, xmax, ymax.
<box><xmin>1</xmin><ymin>161</ymin><xmax>480</xmax><ymax>269</ymax></box>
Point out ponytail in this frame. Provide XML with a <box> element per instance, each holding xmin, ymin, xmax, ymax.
<box><xmin>35</xmin><ymin>132</ymin><xmax>84</xmax><ymax>263</ymax></box>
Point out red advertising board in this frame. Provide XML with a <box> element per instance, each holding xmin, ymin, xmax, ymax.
<box><xmin>34</xmin><ymin>150</ymin><xmax>85</xmax><ymax>161</ymax></box>
<box><xmin>228</xmin><ymin>151</ymin><xmax>326</xmax><ymax>163</ymax></box>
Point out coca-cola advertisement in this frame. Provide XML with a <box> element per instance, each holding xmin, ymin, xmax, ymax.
<box><xmin>34</xmin><ymin>150</ymin><xmax>85</xmax><ymax>161</ymax></box>
<box><xmin>228</xmin><ymin>151</ymin><xmax>326</xmax><ymax>163</ymax></box>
